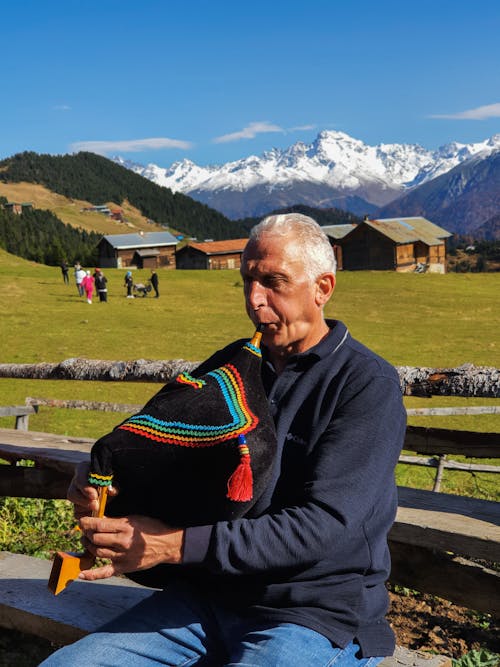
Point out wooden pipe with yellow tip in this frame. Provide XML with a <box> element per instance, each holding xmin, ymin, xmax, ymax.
<box><xmin>250</xmin><ymin>323</ymin><xmax>264</xmax><ymax>349</ymax></box>
<box><xmin>48</xmin><ymin>485</ymin><xmax>108</xmax><ymax>595</ymax></box>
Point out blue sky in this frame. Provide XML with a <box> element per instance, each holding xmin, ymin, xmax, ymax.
<box><xmin>2</xmin><ymin>0</ymin><xmax>500</xmax><ymax>167</ymax></box>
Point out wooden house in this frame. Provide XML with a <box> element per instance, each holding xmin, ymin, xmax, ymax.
<box><xmin>176</xmin><ymin>239</ymin><xmax>248</xmax><ymax>270</ymax></box>
<box><xmin>97</xmin><ymin>231</ymin><xmax>178</xmax><ymax>269</ymax></box>
<box><xmin>321</xmin><ymin>223</ymin><xmax>358</xmax><ymax>271</ymax></box>
<box><xmin>339</xmin><ymin>217</ymin><xmax>452</xmax><ymax>273</ymax></box>
<box><xmin>3</xmin><ymin>202</ymin><xmax>33</xmax><ymax>215</ymax></box>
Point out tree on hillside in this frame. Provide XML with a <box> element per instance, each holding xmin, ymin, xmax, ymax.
<box><xmin>0</xmin><ymin>206</ymin><xmax>100</xmax><ymax>266</ymax></box>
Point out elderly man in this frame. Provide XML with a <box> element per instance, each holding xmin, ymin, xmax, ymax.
<box><xmin>40</xmin><ymin>214</ymin><xmax>405</xmax><ymax>667</ymax></box>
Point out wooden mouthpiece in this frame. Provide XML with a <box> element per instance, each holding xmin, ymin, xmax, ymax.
<box><xmin>250</xmin><ymin>324</ymin><xmax>264</xmax><ymax>349</ymax></box>
<box><xmin>48</xmin><ymin>486</ymin><xmax>108</xmax><ymax>595</ymax></box>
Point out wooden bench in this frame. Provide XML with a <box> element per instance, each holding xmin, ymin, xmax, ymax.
<box><xmin>1</xmin><ymin>426</ymin><xmax>499</xmax><ymax>615</ymax></box>
<box><xmin>0</xmin><ymin>551</ymin><xmax>452</xmax><ymax>667</ymax></box>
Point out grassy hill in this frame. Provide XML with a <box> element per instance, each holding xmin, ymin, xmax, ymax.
<box><xmin>0</xmin><ymin>182</ymin><xmax>163</xmax><ymax>234</ymax></box>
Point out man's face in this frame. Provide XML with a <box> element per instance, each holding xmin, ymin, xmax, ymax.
<box><xmin>241</xmin><ymin>233</ymin><xmax>334</xmax><ymax>359</ymax></box>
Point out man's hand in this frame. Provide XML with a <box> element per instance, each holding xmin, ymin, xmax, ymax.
<box><xmin>67</xmin><ymin>461</ymin><xmax>118</xmax><ymax>519</ymax></box>
<box><xmin>78</xmin><ymin>514</ymin><xmax>184</xmax><ymax>581</ymax></box>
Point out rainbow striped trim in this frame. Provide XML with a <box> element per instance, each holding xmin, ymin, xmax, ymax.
<box><xmin>88</xmin><ymin>473</ymin><xmax>113</xmax><ymax>487</ymax></box>
<box><xmin>117</xmin><ymin>363</ymin><xmax>259</xmax><ymax>447</ymax></box>
<box><xmin>243</xmin><ymin>341</ymin><xmax>262</xmax><ymax>358</ymax></box>
<box><xmin>176</xmin><ymin>373</ymin><xmax>206</xmax><ymax>389</ymax></box>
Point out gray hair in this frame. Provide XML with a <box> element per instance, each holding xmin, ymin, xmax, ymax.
<box><xmin>248</xmin><ymin>213</ymin><xmax>337</xmax><ymax>281</ymax></box>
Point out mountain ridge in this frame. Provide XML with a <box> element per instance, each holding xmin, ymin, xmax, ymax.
<box><xmin>114</xmin><ymin>130</ymin><xmax>500</xmax><ymax>224</ymax></box>
<box><xmin>378</xmin><ymin>150</ymin><xmax>500</xmax><ymax>236</ymax></box>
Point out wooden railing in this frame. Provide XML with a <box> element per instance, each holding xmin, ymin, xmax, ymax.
<box><xmin>0</xmin><ymin>360</ymin><xmax>499</xmax><ymax>397</ymax></box>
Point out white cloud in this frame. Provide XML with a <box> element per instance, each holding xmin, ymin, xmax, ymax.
<box><xmin>289</xmin><ymin>124</ymin><xmax>316</xmax><ymax>131</ymax></box>
<box><xmin>213</xmin><ymin>122</ymin><xmax>284</xmax><ymax>144</ymax></box>
<box><xmin>70</xmin><ymin>137</ymin><xmax>193</xmax><ymax>154</ymax></box>
<box><xmin>53</xmin><ymin>104</ymin><xmax>71</xmax><ymax>111</ymax></box>
<box><xmin>429</xmin><ymin>102</ymin><xmax>500</xmax><ymax>120</ymax></box>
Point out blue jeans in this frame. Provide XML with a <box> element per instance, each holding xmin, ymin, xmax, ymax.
<box><xmin>39</xmin><ymin>581</ymin><xmax>383</xmax><ymax>666</ymax></box>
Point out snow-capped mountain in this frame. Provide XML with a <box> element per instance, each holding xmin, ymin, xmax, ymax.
<box><xmin>379</xmin><ymin>149</ymin><xmax>500</xmax><ymax>236</ymax></box>
<box><xmin>113</xmin><ymin>131</ymin><xmax>500</xmax><ymax>220</ymax></box>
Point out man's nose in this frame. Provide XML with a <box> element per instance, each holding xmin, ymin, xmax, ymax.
<box><xmin>246</xmin><ymin>281</ymin><xmax>266</xmax><ymax>309</ymax></box>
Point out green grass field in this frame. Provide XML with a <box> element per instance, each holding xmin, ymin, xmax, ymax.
<box><xmin>0</xmin><ymin>248</ymin><xmax>499</xmax><ymax>557</ymax></box>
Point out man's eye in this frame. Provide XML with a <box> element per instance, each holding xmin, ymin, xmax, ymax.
<box><xmin>264</xmin><ymin>276</ymin><xmax>285</xmax><ymax>288</ymax></box>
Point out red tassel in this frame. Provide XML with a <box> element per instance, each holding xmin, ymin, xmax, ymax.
<box><xmin>227</xmin><ymin>436</ymin><xmax>253</xmax><ymax>502</ymax></box>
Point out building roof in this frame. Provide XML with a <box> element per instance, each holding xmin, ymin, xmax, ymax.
<box><xmin>102</xmin><ymin>232</ymin><xmax>178</xmax><ymax>249</ymax></box>
<box><xmin>365</xmin><ymin>217</ymin><xmax>452</xmax><ymax>246</ymax></box>
<box><xmin>321</xmin><ymin>224</ymin><xmax>358</xmax><ymax>240</ymax></box>
<box><xmin>185</xmin><ymin>239</ymin><xmax>248</xmax><ymax>256</ymax></box>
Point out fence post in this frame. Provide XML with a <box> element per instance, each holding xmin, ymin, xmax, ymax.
<box><xmin>432</xmin><ymin>455</ymin><xmax>447</xmax><ymax>492</ymax></box>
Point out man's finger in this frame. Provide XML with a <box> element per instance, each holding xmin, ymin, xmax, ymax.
<box><xmin>79</xmin><ymin>563</ymin><xmax>116</xmax><ymax>581</ymax></box>
<box><xmin>80</xmin><ymin>516</ymin><xmax>128</xmax><ymax>533</ymax></box>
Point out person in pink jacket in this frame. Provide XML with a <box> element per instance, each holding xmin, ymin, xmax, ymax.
<box><xmin>81</xmin><ymin>271</ymin><xmax>95</xmax><ymax>304</ymax></box>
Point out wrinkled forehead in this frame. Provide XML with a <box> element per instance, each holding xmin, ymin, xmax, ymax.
<box><xmin>241</xmin><ymin>235</ymin><xmax>306</xmax><ymax>280</ymax></box>
<box><xmin>243</xmin><ymin>232</ymin><xmax>300</xmax><ymax>262</ymax></box>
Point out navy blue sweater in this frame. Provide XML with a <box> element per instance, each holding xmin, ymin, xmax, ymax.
<box><xmin>182</xmin><ymin>320</ymin><xmax>406</xmax><ymax>657</ymax></box>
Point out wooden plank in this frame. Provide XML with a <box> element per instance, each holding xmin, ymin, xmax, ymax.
<box><xmin>0</xmin><ymin>359</ymin><xmax>497</xmax><ymax>397</ymax></box>
<box><xmin>0</xmin><ymin>428</ymin><xmax>92</xmax><ymax>474</ymax></box>
<box><xmin>398</xmin><ymin>455</ymin><xmax>500</xmax><ymax>474</ymax></box>
<box><xmin>404</xmin><ymin>426</ymin><xmax>499</xmax><ymax>457</ymax></box>
<box><xmin>0</xmin><ymin>358</ymin><xmax>196</xmax><ymax>383</ymax></box>
<box><xmin>0</xmin><ymin>406</ymin><xmax>37</xmax><ymax>417</ymax></box>
<box><xmin>389</xmin><ymin>542</ymin><xmax>500</xmax><ymax>614</ymax></box>
<box><xmin>0</xmin><ymin>467</ymin><xmax>71</xmax><ymax>499</ymax></box>
<box><xmin>25</xmin><ymin>397</ymin><xmax>141</xmax><ymax>413</ymax></box>
<box><xmin>0</xmin><ymin>551</ymin><xmax>156</xmax><ymax>645</ymax></box>
<box><xmin>398</xmin><ymin>365</ymin><xmax>500</xmax><ymax>398</ymax></box>
<box><xmin>393</xmin><ymin>487</ymin><xmax>500</xmax><ymax>561</ymax></box>
<box><xmin>406</xmin><ymin>406</ymin><xmax>500</xmax><ymax>416</ymax></box>
<box><xmin>382</xmin><ymin>648</ymin><xmax>451</xmax><ymax>667</ymax></box>
<box><xmin>0</xmin><ymin>552</ymin><xmax>451</xmax><ymax>666</ymax></box>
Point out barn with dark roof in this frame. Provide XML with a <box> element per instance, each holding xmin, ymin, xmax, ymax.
<box><xmin>97</xmin><ymin>232</ymin><xmax>179</xmax><ymax>269</ymax></box>
<box><xmin>339</xmin><ymin>217</ymin><xmax>452</xmax><ymax>272</ymax></box>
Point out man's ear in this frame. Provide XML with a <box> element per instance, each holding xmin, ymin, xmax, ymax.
<box><xmin>315</xmin><ymin>273</ymin><xmax>335</xmax><ymax>306</ymax></box>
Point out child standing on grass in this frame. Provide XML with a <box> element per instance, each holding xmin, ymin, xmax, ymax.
<box><xmin>124</xmin><ymin>271</ymin><xmax>134</xmax><ymax>298</ymax></box>
<box><xmin>81</xmin><ymin>271</ymin><xmax>94</xmax><ymax>304</ymax></box>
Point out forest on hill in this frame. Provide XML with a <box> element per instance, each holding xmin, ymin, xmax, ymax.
<box><xmin>0</xmin><ymin>201</ymin><xmax>100</xmax><ymax>266</ymax></box>
<box><xmin>0</xmin><ymin>151</ymin><xmax>251</xmax><ymax>241</ymax></box>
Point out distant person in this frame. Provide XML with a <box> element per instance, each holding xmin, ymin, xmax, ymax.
<box><xmin>124</xmin><ymin>271</ymin><xmax>134</xmax><ymax>298</ymax></box>
<box><xmin>150</xmin><ymin>269</ymin><xmax>159</xmax><ymax>298</ymax></box>
<box><xmin>94</xmin><ymin>269</ymin><xmax>108</xmax><ymax>303</ymax></box>
<box><xmin>60</xmin><ymin>261</ymin><xmax>69</xmax><ymax>285</ymax></box>
<box><xmin>81</xmin><ymin>271</ymin><xmax>94</xmax><ymax>304</ymax></box>
<box><xmin>74</xmin><ymin>266</ymin><xmax>86</xmax><ymax>297</ymax></box>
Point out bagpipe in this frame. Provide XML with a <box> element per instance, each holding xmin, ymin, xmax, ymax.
<box><xmin>49</xmin><ymin>327</ymin><xmax>277</xmax><ymax>593</ymax></box>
